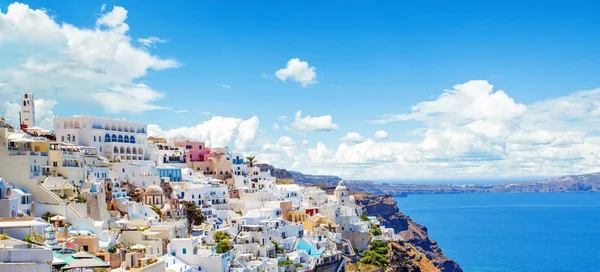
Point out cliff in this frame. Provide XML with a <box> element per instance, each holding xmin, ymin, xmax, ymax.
<box><xmin>388</xmin><ymin>240</ymin><xmax>440</xmax><ymax>272</ymax></box>
<box><xmin>354</xmin><ymin>194</ymin><xmax>462</xmax><ymax>272</ymax></box>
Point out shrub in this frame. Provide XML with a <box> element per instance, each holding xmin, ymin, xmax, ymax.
<box><xmin>215</xmin><ymin>240</ymin><xmax>232</xmax><ymax>254</ymax></box>
<box><xmin>213</xmin><ymin>231</ymin><xmax>231</xmax><ymax>244</ymax></box>
<box><xmin>360</xmin><ymin>214</ymin><xmax>370</xmax><ymax>221</ymax></box>
<box><xmin>108</xmin><ymin>246</ymin><xmax>117</xmax><ymax>254</ymax></box>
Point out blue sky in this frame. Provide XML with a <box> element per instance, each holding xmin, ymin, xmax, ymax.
<box><xmin>2</xmin><ymin>1</ymin><xmax>600</xmax><ymax>180</ymax></box>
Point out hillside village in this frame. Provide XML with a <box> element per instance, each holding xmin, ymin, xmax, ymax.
<box><xmin>0</xmin><ymin>94</ymin><xmax>402</xmax><ymax>272</ymax></box>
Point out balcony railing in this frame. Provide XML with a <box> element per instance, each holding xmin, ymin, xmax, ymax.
<box><xmin>8</xmin><ymin>150</ymin><xmax>27</xmax><ymax>156</ymax></box>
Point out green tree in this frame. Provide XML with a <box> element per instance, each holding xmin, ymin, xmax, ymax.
<box><xmin>246</xmin><ymin>156</ymin><xmax>256</xmax><ymax>167</ymax></box>
<box><xmin>360</xmin><ymin>214</ymin><xmax>370</xmax><ymax>221</ymax></box>
<box><xmin>182</xmin><ymin>201</ymin><xmax>205</xmax><ymax>234</ymax></box>
<box><xmin>358</xmin><ymin>241</ymin><xmax>390</xmax><ymax>267</ymax></box>
<box><xmin>272</xmin><ymin>241</ymin><xmax>284</xmax><ymax>254</ymax></box>
<box><xmin>215</xmin><ymin>240</ymin><xmax>233</xmax><ymax>253</ymax></box>
<box><xmin>213</xmin><ymin>231</ymin><xmax>230</xmax><ymax>244</ymax></box>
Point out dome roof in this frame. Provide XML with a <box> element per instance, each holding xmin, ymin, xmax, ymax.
<box><xmin>144</xmin><ymin>185</ymin><xmax>163</xmax><ymax>196</ymax></box>
<box><xmin>334</xmin><ymin>180</ymin><xmax>347</xmax><ymax>191</ymax></box>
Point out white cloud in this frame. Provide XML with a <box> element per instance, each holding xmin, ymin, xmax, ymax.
<box><xmin>235</xmin><ymin>116</ymin><xmax>260</xmax><ymax>151</ymax></box>
<box><xmin>302</xmin><ymin>140</ymin><xmax>309</xmax><ymax>145</ymax></box>
<box><xmin>96</xmin><ymin>5</ymin><xmax>128</xmax><ymax>29</ymax></box>
<box><xmin>0</xmin><ymin>3</ymin><xmax>178</xmax><ymax>113</ymax></box>
<box><xmin>296</xmin><ymin>81</ymin><xmax>600</xmax><ymax>179</ymax></box>
<box><xmin>173</xmin><ymin>109</ymin><xmax>189</xmax><ymax>113</ymax></box>
<box><xmin>277</xmin><ymin>116</ymin><xmax>287</xmax><ymax>120</ymax></box>
<box><xmin>274</xmin><ymin>58</ymin><xmax>317</xmax><ymax>87</ymax></box>
<box><xmin>375</xmin><ymin>130</ymin><xmax>388</xmax><ymax>139</ymax></box>
<box><xmin>201</xmin><ymin>112</ymin><xmax>211</xmax><ymax>116</ymax></box>
<box><xmin>147</xmin><ymin>116</ymin><xmax>259</xmax><ymax>149</ymax></box>
<box><xmin>220</xmin><ymin>84</ymin><xmax>231</xmax><ymax>89</ymax></box>
<box><xmin>1</xmin><ymin>98</ymin><xmax>57</xmax><ymax>129</ymax></box>
<box><xmin>374</xmin><ymin>80</ymin><xmax>526</xmax><ymax>125</ymax></box>
<box><xmin>100</xmin><ymin>4</ymin><xmax>106</xmax><ymax>12</ymax></box>
<box><xmin>290</xmin><ymin>111</ymin><xmax>339</xmax><ymax>133</ymax></box>
<box><xmin>340</xmin><ymin>132</ymin><xmax>366</xmax><ymax>143</ymax></box>
<box><xmin>138</xmin><ymin>36</ymin><xmax>165</xmax><ymax>48</ymax></box>
<box><xmin>272</xmin><ymin>123</ymin><xmax>280</xmax><ymax>131</ymax></box>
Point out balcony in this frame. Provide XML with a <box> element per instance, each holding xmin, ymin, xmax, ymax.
<box><xmin>8</xmin><ymin>150</ymin><xmax>28</xmax><ymax>156</ymax></box>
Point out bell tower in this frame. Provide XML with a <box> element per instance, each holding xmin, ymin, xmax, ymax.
<box><xmin>20</xmin><ymin>93</ymin><xmax>36</xmax><ymax>129</ymax></box>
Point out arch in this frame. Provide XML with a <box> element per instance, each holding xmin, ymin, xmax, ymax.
<box><xmin>126</xmin><ymin>147</ymin><xmax>131</xmax><ymax>154</ymax></box>
<box><xmin>138</xmin><ymin>147</ymin><xmax>143</xmax><ymax>154</ymax></box>
<box><xmin>111</xmin><ymin>124</ymin><xmax>116</xmax><ymax>131</ymax></box>
<box><xmin>118</xmin><ymin>135</ymin><xmax>123</xmax><ymax>143</ymax></box>
<box><xmin>69</xmin><ymin>121</ymin><xmax>74</xmax><ymax>128</ymax></box>
<box><xmin>130</xmin><ymin>136</ymin><xmax>136</xmax><ymax>144</ymax></box>
<box><xmin>74</xmin><ymin>121</ymin><xmax>80</xmax><ymax>128</ymax></box>
<box><xmin>114</xmin><ymin>146</ymin><xmax>118</xmax><ymax>153</ymax></box>
<box><xmin>111</xmin><ymin>134</ymin><xmax>117</xmax><ymax>142</ymax></box>
<box><xmin>132</xmin><ymin>148</ymin><xmax>137</xmax><ymax>154</ymax></box>
<box><xmin>123</xmin><ymin>126</ymin><xmax>129</xmax><ymax>132</ymax></box>
<box><xmin>130</xmin><ymin>126</ymin><xmax>135</xmax><ymax>133</ymax></box>
<box><xmin>118</xmin><ymin>125</ymin><xmax>123</xmax><ymax>132</ymax></box>
<box><xmin>120</xmin><ymin>147</ymin><xmax>125</xmax><ymax>154</ymax></box>
<box><xmin>105</xmin><ymin>123</ymin><xmax>110</xmax><ymax>130</ymax></box>
<box><xmin>64</xmin><ymin>121</ymin><xmax>68</xmax><ymax>128</ymax></box>
<box><xmin>124</xmin><ymin>136</ymin><xmax>129</xmax><ymax>143</ymax></box>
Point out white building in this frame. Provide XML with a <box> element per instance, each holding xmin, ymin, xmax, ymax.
<box><xmin>0</xmin><ymin>237</ymin><xmax>53</xmax><ymax>272</ymax></box>
<box><xmin>20</xmin><ymin>93</ymin><xmax>35</xmax><ymax>128</ymax></box>
<box><xmin>53</xmin><ymin>116</ymin><xmax>149</xmax><ymax>161</ymax></box>
<box><xmin>169</xmin><ymin>237</ymin><xmax>230</xmax><ymax>272</ymax></box>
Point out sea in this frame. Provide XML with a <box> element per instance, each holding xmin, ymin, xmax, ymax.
<box><xmin>394</xmin><ymin>193</ymin><xmax>600</xmax><ymax>272</ymax></box>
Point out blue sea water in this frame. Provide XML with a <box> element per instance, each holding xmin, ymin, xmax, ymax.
<box><xmin>394</xmin><ymin>193</ymin><xmax>600</xmax><ymax>272</ymax></box>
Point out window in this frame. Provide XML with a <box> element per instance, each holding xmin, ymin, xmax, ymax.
<box><xmin>124</xmin><ymin>136</ymin><xmax>129</xmax><ymax>143</ymax></box>
<box><xmin>182</xmin><ymin>248</ymin><xmax>186</xmax><ymax>254</ymax></box>
<box><xmin>118</xmin><ymin>135</ymin><xmax>123</xmax><ymax>143</ymax></box>
<box><xmin>192</xmin><ymin>195</ymin><xmax>194</xmax><ymax>199</ymax></box>
<box><xmin>105</xmin><ymin>134</ymin><xmax>111</xmax><ymax>142</ymax></box>
<box><xmin>130</xmin><ymin>136</ymin><xmax>136</xmax><ymax>144</ymax></box>
<box><xmin>61</xmin><ymin>136</ymin><xmax>65</xmax><ymax>142</ymax></box>
<box><xmin>111</xmin><ymin>134</ymin><xmax>117</xmax><ymax>142</ymax></box>
<box><xmin>93</xmin><ymin>136</ymin><xmax>96</xmax><ymax>142</ymax></box>
<box><xmin>72</xmin><ymin>136</ymin><xmax>76</xmax><ymax>142</ymax></box>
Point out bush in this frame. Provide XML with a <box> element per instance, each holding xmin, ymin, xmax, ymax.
<box><xmin>213</xmin><ymin>231</ymin><xmax>231</xmax><ymax>244</ymax></box>
<box><xmin>358</xmin><ymin>241</ymin><xmax>389</xmax><ymax>267</ymax></box>
<box><xmin>108</xmin><ymin>246</ymin><xmax>117</xmax><ymax>254</ymax></box>
<box><xmin>360</xmin><ymin>214</ymin><xmax>370</xmax><ymax>221</ymax></box>
<box><xmin>278</xmin><ymin>259</ymin><xmax>293</xmax><ymax>267</ymax></box>
<box><xmin>215</xmin><ymin>240</ymin><xmax>232</xmax><ymax>254</ymax></box>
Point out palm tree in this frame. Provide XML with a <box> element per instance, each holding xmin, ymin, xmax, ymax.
<box><xmin>246</xmin><ymin>156</ymin><xmax>256</xmax><ymax>167</ymax></box>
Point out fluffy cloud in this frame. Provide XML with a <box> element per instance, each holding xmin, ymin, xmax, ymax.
<box><xmin>274</xmin><ymin>58</ymin><xmax>317</xmax><ymax>87</ymax></box>
<box><xmin>299</xmin><ymin>81</ymin><xmax>600</xmax><ymax>179</ymax></box>
<box><xmin>235</xmin><ymin>116</ymin><xmax>260</xmax><ymax>151</ymax></box>
<box><xmin>290</xmin><ymin>111</ymin><xmax>339</xmax><ymax>133</ymax></box>
<box><xmin>147</xmin><ymin>116</ymin><xmax>259</xmax><ymax>149</ymax></box>
<box><xmin>340</xmin><ymin>132</ymin><xmax>366</xmax><ymax>143</ymax></box>
<box><xmin>0</xmin><ymin>3</ymin><xmax>178</xmax><ymax>113</ymax></box>
<box><xmin>1</xmin><ymin>98</ymin><xmax>57</xmax><ymax>129</ymax></box>
<box><xmin>374</xmin><ymin>130</ymin><xmax>388</xmax><ymax>139</ymax></box>
<box><xmin>272</xmin><ymin>123</ymin><xmax>280</xmax><ymax>131</ymax></box>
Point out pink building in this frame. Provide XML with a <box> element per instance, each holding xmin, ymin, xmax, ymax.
<box><xmin>174</xmin><ymin>140</ymin><xmax>209</xmax><ymax>162</ymax></box>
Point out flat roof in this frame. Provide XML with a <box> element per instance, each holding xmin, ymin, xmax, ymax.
<box><xmin>0</xmin><ymin>220</ymin><xmax>48</xmax><ymax>228</ymax></box>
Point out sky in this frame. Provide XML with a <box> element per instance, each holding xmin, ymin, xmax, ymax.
<box><xmin>1</xmin><ymin>1</ymin><xmax>600</xmax><ymax>181</ymax></box>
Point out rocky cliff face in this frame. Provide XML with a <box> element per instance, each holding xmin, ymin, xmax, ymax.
<box><xmin>355</xmin><ymin>194</ymin><xmax>462</xmax><ymax>272</ymax></box>
<box><xmin>387</xmin><ymin>240</ymin><xmax>440</xmax><ymax>272</ymax></box>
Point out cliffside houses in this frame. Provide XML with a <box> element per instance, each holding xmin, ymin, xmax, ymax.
<box><xmin>0</xmin><ymin>94</ymin><xmax>399</xmax><ymax>272</ymax></box>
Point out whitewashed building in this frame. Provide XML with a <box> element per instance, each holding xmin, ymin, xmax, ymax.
<box><xmin>53</xmin><ymin>116</ymin><xmax>149</xmax><ymax>161</ymax></box>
